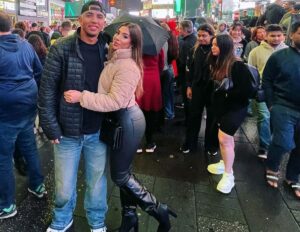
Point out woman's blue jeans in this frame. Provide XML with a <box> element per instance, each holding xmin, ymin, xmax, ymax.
<box><xmin>50</xmin><ymin>132</ymin><xmax>107</xmax><ymax>230</ymax></box>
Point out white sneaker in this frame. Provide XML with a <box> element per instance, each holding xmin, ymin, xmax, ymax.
<box><xmin>46</xmin><ymin>220</ymin><xmax>73</xmax><ymax>232</ymax></box>
<box><xmin>136</xmin><ymin>148</ymin><xmax>143</xmax><ymax>153</ymax></box>
<box><xmin>207</xmin><ymin>160</ymin><xmax>225</xmax><ymax>174</ymax></box>
<box><xmin>91</xmin><ymin>227</ymin><xmax>107</xmax><ymax>232</ymax></box>
<box><xmin>217</xmin><ymin>172</ymin><xmax>235</xmax><ymax>194</ymax></box>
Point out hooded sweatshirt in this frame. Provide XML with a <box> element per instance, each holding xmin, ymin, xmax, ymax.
<box><xmin>247</xmin><ymin>40</ymin><xmax>287</xmax><ymax>78</ymax></box>
<box><xmin>0</xmin><ymin>34</ymin><xmax>42</xmax><ymax>121</ymax></box>
<box><xmin>217</xmin><ymin>20</ymin><xmax>229</xmax><ymax>35</ymax></box>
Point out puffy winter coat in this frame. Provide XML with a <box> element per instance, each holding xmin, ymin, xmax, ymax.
<box><xmin>38</xmin><ymin>29</ymin><xmax>109</xmax><ymax>140</ymax></box>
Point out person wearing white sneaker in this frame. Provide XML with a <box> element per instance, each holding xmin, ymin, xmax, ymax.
<box><xmin>207</xmin><ymin>34</ymin><xmax>256</xmax><ymax>194</ymax></box>
<box><xmin>207</xmin><ymin>160</ymin><xmax>225</xmax><ymax>175</ymax></box>
<box><xmin>65</xmin><ymin>23</ymin><xmax>177</xmax><ymax>231</ymax></box>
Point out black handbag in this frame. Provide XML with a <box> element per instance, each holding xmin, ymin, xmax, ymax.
<box><xmin>100</xmin><ymin>116</ymin><xmax>123</xmax><ymax>150</ymax></box>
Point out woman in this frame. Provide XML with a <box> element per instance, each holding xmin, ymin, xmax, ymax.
<box><xmin>181</xmin><ymin>23</ymin><xmax>219</xmax><ymax>158</ymax></box>
<box><xmin>28</xmin><ymin>34</ymin><xmax>47</xmax><ymax>66</ymax></box>
<box><xmin>64</xmin><ymin>23</ymin><xmax>176</xmax><ymax>232</ymax></box>
<box><xmin>206</xmin><ymin>34</ymin><xmax>254</xmax><ymax>194</ymax></box>
<box><xmin>136</xmin><ymin>49</ymin><xmax>164</xmax><ymax>153</ymax></box>
<box><xmin>229</xmin><ymin>22</ymin><xmax>248</xmax><ymax>59</ymax></box>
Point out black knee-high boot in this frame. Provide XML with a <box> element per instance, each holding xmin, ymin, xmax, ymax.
<box><xmin>120</xmin><ymin>175</ymin><xmax>177</xmax><ymax>232</ymax></box>
<box><xmin>119</xmin><ymin>188</ymin><xmax>139</xmax><ymax>232</ymax></box>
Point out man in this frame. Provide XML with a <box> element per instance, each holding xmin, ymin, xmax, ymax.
<box><xmin>0</xmin><ymin>12</ymin><xmax>45</xmax><ymax>219</ymax></box>
<box><xmin>38</xmin><ymin>1</ymin><xmax>109</xmax><ymax>231</ymax></box>
<box><xmin>26</xmin><ymin>22</ymin><xmax>50</xmax><ymax>47</ymax></box>
<box><xmin>262</xmin><ymin>21</ymin><xmax>300</xmax><ymax>199</ymax></box>
<box><xmin>257</xmin><ymin>0</ymin><xmax>286</xmax><ymax>25</ymax></box>
<box><xmin>280</xmin><ymin>0</ymin><xmax>296</xmax><ymax>31</ymax></box>
<box><xmin>248</xmin><ymin>24</ymin><xmax>287</xmax><ymax>159</ymax></box>
<box><xmin>177</xmin><ymin>20</ymin><xmax>197</xmax><ymax>125</ymax></box>
<box><xmin>60</xmin><ymin>20</ymin><xmax>72</xmax><ymax>37</ymax></box>
<box><xmin>240</xmin><ymin>10</ymin><xmax>251</xmax><ymax>27</ymax></box>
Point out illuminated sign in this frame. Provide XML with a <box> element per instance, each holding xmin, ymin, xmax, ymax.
<box><xmin>19</xmin><ymin>0</ymin><xmax>37</xmax><ymax>16</ymax></box>
<box><xmin>152</xmin><ymin>0</ymin><xmax>173</xmax><ymax>4</ymax></box>
<box><xmin>0</xmin><ymin>0</ymin><xmax>16</xmax><ymax>11</ymax></box>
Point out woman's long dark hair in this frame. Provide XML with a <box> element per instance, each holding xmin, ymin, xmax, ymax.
<box><xmin>208</xmin><ymin>34</ymin><xmax>237</xmax><ymax>81</ymax></box>
<box><xmin>28</xmin><ymin>34</ymin><xmax>47</xmax><ymax>58</ymax></box>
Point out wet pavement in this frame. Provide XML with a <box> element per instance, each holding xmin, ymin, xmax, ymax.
<box><xmin>0</xmin><ymin>112</ymin><xmax>299</xmax><ymax>232</ymax></box>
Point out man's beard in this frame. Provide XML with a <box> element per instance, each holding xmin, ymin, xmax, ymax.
<box><xmin>85</xmin><ymin>31</ymin><xmax>98</xmax><ymax>38</ymax></box>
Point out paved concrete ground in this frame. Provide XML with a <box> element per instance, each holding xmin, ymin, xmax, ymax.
<box><xmin>0</xmin><ymin>113</ymin><xmax>299</xmax><ymax>232</ymax></box>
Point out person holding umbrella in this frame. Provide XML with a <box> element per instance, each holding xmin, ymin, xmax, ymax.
<box><xmin>64</xmin><ymin>22</ymin><xmax>177</xmax><ymax>232</ymax></box>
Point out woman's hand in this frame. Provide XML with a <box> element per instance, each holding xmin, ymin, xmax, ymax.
<box><xmin>64</xmin><ymin>90</ymin><xmax>82</xmax><ymax>103</ymax></box>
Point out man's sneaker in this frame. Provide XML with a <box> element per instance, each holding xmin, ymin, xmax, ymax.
<box><xmin>180</xmin><ymin>144</ymin><xmax>190</xmax><ymax>154</ymax></box>
<box><xmin>145</xmin><ymin>143</ymin><xmax>156</xmax><ymax>153</ymax></box>
<box><xmin>257</xmin><ymin>149</ymin><xmax>268</xmax><ymax>159</ymax></box>
<box><xmin>217</xmin><ymin>172</ymin><xmax>235</xmax><ymax>194</ymax></box>
<box><xmin>136</xmin><ymin>148</ymin><xmax>143</xmax><ymax>154</ymax></box>
<box><xmin>46</xmin><ymin>220</ymin><xmax>73</xmax><ymax>232</ymax></box>
<box><xmin>0</xmin><ymin>204</ymin><xmax>17</xmax><ymax>219</ymax></box>
<box><xmin>91</xmin><ymin>226</ymin><xmax>107</xmax><ymax>232</ymax></box>
<box><xmin>207</xmin><ymin>160</ymin><xmax>225</xmax><ymax>174</ymax></box>
<box><xmin>28</xmin><ymin>183</ymin><xmax>47</xmax><ymax>198</ymax></box>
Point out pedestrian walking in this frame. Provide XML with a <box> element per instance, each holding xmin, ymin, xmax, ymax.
<box><xmin>263</xmin><ymin>21</ymin><xmax>300</xmax><ymax>199</ymax></box>
<box><xmin>0</xmin><ymin>11</ymin><xmax>46</xmax><ymax>220</ymax></box>
<box><xmin>248</xmin><ymin>24</ymin><xmax>287</xmax><ymax>159</ymax></box>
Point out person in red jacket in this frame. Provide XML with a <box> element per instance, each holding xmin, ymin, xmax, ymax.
<box><xmin>136</xmin><ymin>50</ymin><xmax>164</xmax><ymax>153</ymax></box>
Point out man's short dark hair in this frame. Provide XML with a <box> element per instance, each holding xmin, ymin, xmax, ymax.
<box><xmin>285</xmin><ymin>0</ymin><xmax>296</xmax><ymax>7</ymax></box>
<box><xmin>266</xmin><ymin>24</ymin><xmax>283</xmax><ymax>33</ymax></box>
<box><xmin>0</xmin><ymin>11</ymin><xmax>12</xmax><ymax>32</ymax></box>
<box><xmin>31</xmin><ymin>22</ymin><xmax>38</xmax><ymax>28</ymax></box>
<box><xmin>291</xmin><ymin>21</ymin><xmax>300</xmax><ymax>34</ymax></box>
<box><xmin>12</xmin><ymin>28</ymin><xmax>25</xmax><ymax>39</ymax></box>
<box><xmin>81</xmin><ymin>1</ymin><xmax>105</xmax><ymax>16</ymax></box>
<box><xmin>61</xmin><ymin>20</ymin><xmax>72</xmax><ymax>29</ymax></box>
<box><xmin>294</xmin><ymin>3</ymin><xmax>300</xmax><ymax>10</ymax></box>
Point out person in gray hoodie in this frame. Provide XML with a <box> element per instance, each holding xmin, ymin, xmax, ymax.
<box><xmin>248</xmin><ymin>24</ymin><xmax>287</xmax><ymax>160</ymax></box>
<box><xmin>217</xmin><ymin>20</ymin><xmax>229</xmax><ymax>35</ymax></box>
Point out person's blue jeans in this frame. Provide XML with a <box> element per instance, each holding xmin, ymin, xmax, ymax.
<box><xmin>253</xmin><ymin>100</ymin><xmax>271</xmax><ymax>151</ymax></box>
<box><xmin>0</xmin><ymin>111</ymin><xmax>44</xmax><ymax>209</ymax></box>
<box><xmin>266</xmin><ymin>104</ymin><xmax>300</xmax><ymax>182</ymax></box>
<box><xmin>161</xmin><ymin>66</ymin><xmax>175</xmax><ymax>119</ymax></box>
<box><xmin>51</xmin><ymin>133</ymin><xmax>107</xmax><ymax>230</ymax></box>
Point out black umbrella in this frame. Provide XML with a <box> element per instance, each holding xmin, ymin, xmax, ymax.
<box><xmin>104</xmin><ymin>14</ymin><xmax>169</xmax><ymax>56</ymax></box>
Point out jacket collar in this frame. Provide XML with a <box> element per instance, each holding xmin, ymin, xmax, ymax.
<box><xmin>111</xmin><ymin>49</ymin><xmax>132</xmax><ymax>61</ymax></box>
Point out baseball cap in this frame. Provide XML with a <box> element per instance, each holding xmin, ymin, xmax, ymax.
<box><xmin>81</xmin><ymin>1</ymin><xmax>106</xmax><ymax>16</ymax></box>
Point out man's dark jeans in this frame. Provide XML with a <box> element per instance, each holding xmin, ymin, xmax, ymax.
<box><xmin>266</xmin><ymin>104</ymin><xmax>300</xmax><ymax>182</ymax></box>
<box><xmin>0</xmin><ymin>111</ymin><xmax>44</xmax><ymax>209</ymax></box>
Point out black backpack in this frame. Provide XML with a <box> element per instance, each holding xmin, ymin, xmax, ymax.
<box><xmin>246</xmin><ymin>64</ymin><xmax>265</xmax><ymax>102</ymax></box>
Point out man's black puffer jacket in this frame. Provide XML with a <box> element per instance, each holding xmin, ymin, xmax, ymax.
<box><xmin>38</xmin><ymin>29</ymin><xmax>109</xmax><ymax>140</ymax></box>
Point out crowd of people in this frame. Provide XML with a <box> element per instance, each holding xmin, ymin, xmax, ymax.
<box><xmin>0</xmin><ymin>0</ymin><xmax>300</xmax><ymax>231</ymax></box>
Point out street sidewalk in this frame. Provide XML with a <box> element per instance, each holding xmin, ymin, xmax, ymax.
<box><xmin>0</xmin><ymin>116</ymin><xmax>299</xmax><ymax>232</ymax></box>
